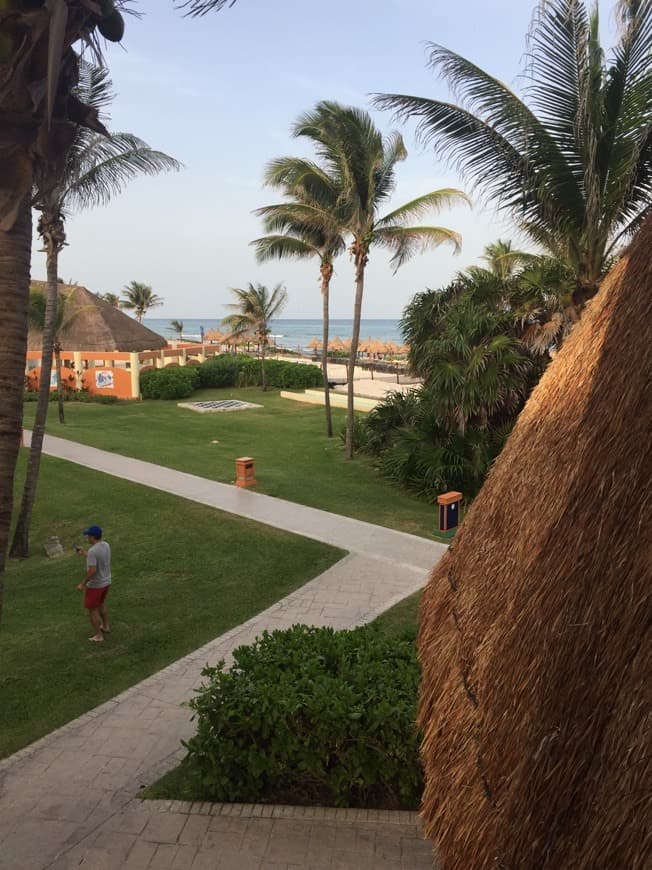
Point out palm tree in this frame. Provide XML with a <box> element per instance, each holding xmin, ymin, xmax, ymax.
<box><xmin>291</xmin><ymin>101</ymin><xmax>469</xmax><ymax>458</ymax></box>
<box><xmin>121</xmin><ymin>281</ymin><xmax>164</xmax><ymax>322</ymax></box>
<box><xmin>0</xmin><ymin>2</ymin><xmax>127</xmax><ymax>622</ymax></box>
<box><xmin>9</xmin><ymin>64</ymin><xmax>179</xmax><ymax>560</ymax></box>
<box><xmin>0</xmin><ymin>0</ymin><xmax>232</xmax><ymax>622</ymax></box>
<box><xmin>25</xmin><ymin>287</ymin><xmax>73</xmax><ymax>424</ymax></box>
<box><xmin>374</xmin><ymin>0</ymin><xmax>652</xmax><ymax>310</ymax></box>
<box><xmin>169</xmin><ymin>319</ymin><xmax>185</xmax><ymax>339</ymax></box>
<box><xmin>252</xmin><ymin>158</ymin><xmax>346</xmax><ymax>437</ymax></box>
<box><xmin>222</xmin><ymin>283</ymin><xmax>288</xmax><ymax>391</ymax></box>
<box><xmin>102</xmin><ymin>292</ymin><xmax>121</xmax><ymax>307</ymax></box>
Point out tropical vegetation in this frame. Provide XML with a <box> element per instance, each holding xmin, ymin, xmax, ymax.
<box><xmin>285</xmin><ymin>102</ymin><xmax>468</xmax><ymax>458</ymax></box>
<box><xmin>361</xmin><ymin>240</ymin><xmax>565</xmax><ymax>499</ymax></box>
<box><xmin>374</xmin><ymin>0</ymin><xmax>652</xmax><ymax>311</ymax></box>
<box><xmin>9</xmin><ymin>64</ymin><xmax>179</xmax><ymax>560</ymax></box>
<box><xmin>101</xmin><ymin>292</ymin><xmax>121</xmax><ymax>307</ymax></box>
<box><xmin>169</xmin><ymin>319</ymin><xmax>185</xmax><ymax>338</ymax></box>
<box><xmin>0</xmin><ymin>0</ymin><xmax>219</xmax><ymax>621</ymax></box>
<box><xmin>153</xmin><ymin>624</ymin><xmax>422</xmax><ymax>809</ymax></box>
<box><xmin>252</xmin><ymin>154</ymin><xmax>346</xmax><ymax>436</ymax></box>
<box><xmin>221</xmin><ymin>282</ymin><xmax>288</xmax><ymax>391</ymax></box>
<box><xmin>120</xmin><ymin>280</ymin><xmax>165</xmax><ymax>322</ymax></box>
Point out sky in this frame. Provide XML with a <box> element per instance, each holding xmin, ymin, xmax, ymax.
<box><xmin>33</xmin><ymin>0</ymin><xmax>619</xmax><ymax>319</ymax></box>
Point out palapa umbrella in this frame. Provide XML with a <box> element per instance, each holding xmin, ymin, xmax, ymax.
<box><xmin>307</xmin><ymin>337</ymin><xmax>322</xmax><ymax>351</ymax></box>
<box><xmin>328</xmin><ymin>337</ymin><xmax>345</xmax><ymax>352</ymax></box>
<box><xmin>417</xmin><ymin>216</ymin><xmax>652</xmax><ymax>868</ymax></box>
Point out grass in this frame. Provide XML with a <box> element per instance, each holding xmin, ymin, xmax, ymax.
<box><xmin>21</xmin><ymin>387</ymin><xmax>436</xmax><ymax>538</ymax></box>
<box><xmin>371</xmin><ymin>590</ymin><xmax>422</xmax><ymax>636</ymax></box>
<box><xmin>0</xmin><ymin>454</ymin><xmax>343</xmax><ymax>760</ymax></box>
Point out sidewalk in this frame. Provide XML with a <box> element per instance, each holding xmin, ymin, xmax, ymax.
<box><xmin>0</xmin><ymin>437</ymin><xmax>444</xmax><ymax>869</ymax></box>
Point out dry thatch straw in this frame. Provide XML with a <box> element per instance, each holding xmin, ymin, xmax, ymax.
<box><xmin>28</xmin><ymin>282</ymin><xmax>167</xmax><ymax>352</ymax></box>
<box><xmin>418</xmin><ymin>217</ymin><xmax>652</xmax><ymax>869</ymax></box>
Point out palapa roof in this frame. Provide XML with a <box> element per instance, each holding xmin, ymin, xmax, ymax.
<box><xmin>418</xmin><ymin>217</ymin><xmax>651</xmax><ymax>868</ymax></box>
<box><xmin>28</xmin><ymin>282</ymin><xmax>167</xmax><ymax>352</ymax></box>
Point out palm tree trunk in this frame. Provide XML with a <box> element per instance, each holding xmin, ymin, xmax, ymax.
<box><xmin>0</xmin><ymin>196</ymin><xmax>32</xmax><ymax>624</ymax></box>
<box><xmin>261</xmin><ymin>341</ymin><xmax>267</xmax><ymax>391</ymax></box>
<box><xmin>345</xmin><ymin>243</ymin><xmax>367</xmax><ymax>460</ymax></box>
<box><xmin>320</xmin><ymin>261</ymin><xmax>333</xmax><ymax>438</ymax></box>
<box><xmin>55</xmin><ymin>342</ymin><xmax>65</xmax><ymax>423</ymax></box>
<box><xmin>10</xmin><ymin>215</ymin><xmax>64</xmax><ymax>558</ymax></box>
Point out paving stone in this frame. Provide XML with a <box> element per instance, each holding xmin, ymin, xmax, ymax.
<box><xmin>123</xmin><ymin>840</ymin><xmax>157</xmax><ymax>869</ymax></box>
<box><xmin>178</xmin><ymin>814</ymin><xmax>211</xmax><ymax>846</ymax></box>
<box><xmin>141</xmin><ymin>812</ymin><xmax>188</xmax><ymax>844</ymax></box>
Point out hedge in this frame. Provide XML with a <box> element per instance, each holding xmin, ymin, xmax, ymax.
<box><xmin>182</xmin><ymin>624</ymin><xmax>423</xmax><ymax>809</ymax></box>
<box><xmin>198</xmin><ymin>354</ymin><xmax>323</xmax><ymax>390</ymax></box>
<box><xmin>140</xmin><ymin>366</ymin><xmax>200</xmax><ymax>400</ymax></box>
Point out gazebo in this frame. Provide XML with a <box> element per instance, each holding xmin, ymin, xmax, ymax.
<box><xmin>27</xmin><ymin>282</ymin><xmax>167</xmax><ymax>352</ymax></box>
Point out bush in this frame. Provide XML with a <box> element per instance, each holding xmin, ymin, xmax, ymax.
<box><xmin>198</xmin><ymin>354</ymin><xmax>323</xmax><ymax>390</ymax></box>
<box><xmin>140</xmin><ymin>366</ymin><xmax>199</xmax><ymax>400</ymax></box>
<box><xmin>182</xmin><ymin>624</ymin><xmax>422</xmax><ymax>809</ymax></box>
<box><xmin>22</xmin><ymin>391</ymin><xmax>119</xmax><ymax>404</ymax></box>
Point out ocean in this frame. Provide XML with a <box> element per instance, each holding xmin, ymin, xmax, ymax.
<box><xmin>143</xmin><ymin>317</ymin><xmax>404</xmax><ymax>352</ymax></box>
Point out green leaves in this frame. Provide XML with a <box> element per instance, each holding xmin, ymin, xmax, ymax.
<box><xmin>183</xmin><ymin>624</ymin><xmax>422</xmax><ymax>808</ymax></box>
<box><xmin>374</xmin><ymin>0</ymin><xmax>652</xmax><ymax>290</ymax></box>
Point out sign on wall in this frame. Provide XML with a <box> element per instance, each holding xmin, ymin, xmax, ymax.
<box><xmin>95</xmin><ymin>370</ymin><xmax>114</xmax><ymax>389</ymax></box>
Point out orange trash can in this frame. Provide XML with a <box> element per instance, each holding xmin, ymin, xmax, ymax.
<box><xmin>235</xmin><ymin>456</ymin><xmax>257</xmax><ymax>488</ymax></box>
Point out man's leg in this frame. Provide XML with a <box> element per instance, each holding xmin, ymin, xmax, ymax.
<box><xmin>88</xmin><ymin>607</ymin><xmax>103</xmax><ymax>641</ymax></box>
<box><xmin>99</xmin><ymin>600</ymin><xmax>110</xmax><ymax>633</ymax></box>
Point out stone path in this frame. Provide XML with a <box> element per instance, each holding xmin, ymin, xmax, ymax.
<box><xmin>0</xmin><ymin>435</ymin><xmax>444</xmax><ymax>869</ymax></box>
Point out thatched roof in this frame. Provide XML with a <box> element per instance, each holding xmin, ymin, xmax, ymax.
<box><xmin>418</xmin><ymin>218</ymin><xmax>651</xmax><ymax>868</ymax></box>
<box><xmin>28</xmin><ymin>281</ymin><xmax>167</xmax><ymax>352</ymax></box>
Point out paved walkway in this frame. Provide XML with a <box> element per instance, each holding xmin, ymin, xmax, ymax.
<box><xmin>0</xmin><ymin>435</ymin><xmax>444</xmax><ymax>869</ymax></box>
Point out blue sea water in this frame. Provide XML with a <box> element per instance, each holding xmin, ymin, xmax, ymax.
<box><xmin>143</xmin><ymin>317</ymin><xmax>404</xmax><ymax>351</ymax></box>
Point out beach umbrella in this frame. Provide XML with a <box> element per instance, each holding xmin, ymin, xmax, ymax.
<box><xmin>357</xmin><ymin>337</ymin><xmax>372</xmax><ymax>354</ymax></box>
<box><xmin>329</xmin><ymin>337</ymin><xmax>345</xmax><ymax>352</ymax></box>
<box><xmin>417</xmin><ymin>216</ymin><xmax>652</xmax><ymax>868</ymax></box>
<box><xmin>385</xmin><ymin>340</ymin><xmax>399</xmax><ymax>356</ymax></box>
<box><xmin>307</xmin><ymin>337</ymin><xmax>322</xmax><ymax>351</ymax></box>
<box><xmin>398</xmin><ymin>344</ymin><xmax>410</xmax><ymax>355</ymax></box>
<box><xmin>204</xmin><ymin>329</ymin><xmax>223</xmax><ymax>344</ymax></box>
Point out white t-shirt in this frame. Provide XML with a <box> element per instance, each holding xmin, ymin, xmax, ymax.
<box><xmin>87</xmin><ymin>541</ymin><xmax>112</xmax><ymax>589</ymax></box>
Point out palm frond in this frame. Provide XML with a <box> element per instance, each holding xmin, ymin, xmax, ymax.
<box><xmin>179</xmin><ymin>0</ymin><xmax>237</xmax><ymax>17</ymax></box>
<box><xmin>374</xmin><ymin>226</ymin><xmax>462</xmax><ymax>271</ymax></box>
<box><xmin>62</xmin><ymin>133</ymin><xmax>181</xmax><ymax>211</ymax></box>
<box><xmin>377</xmin><ymin>189</ymin><xmax>470</xmax><ymax>228</ymax></box>
<box><xmin>251</xmin><ymin>234</ymin><xmax>319</xmax><ymax>263</ymax></box>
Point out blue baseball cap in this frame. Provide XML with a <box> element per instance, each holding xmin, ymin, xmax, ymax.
<box><xmin>83</xmin><ymin>525</ymin><xmax>102</xmax><ymax>538</ymax></box>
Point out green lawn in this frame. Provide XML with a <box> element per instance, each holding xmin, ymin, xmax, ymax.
<box><xmin>21</xmin><ymin>388</ymin><xmax>436</xmax><ymax>537</ymax></box>
<box><xmin>371</xmin><ymin>590</ymin><xmax>422</xmax><ymax>635</ymax></box>
<box><xmin>0</xmin><ymin>455</ymin><xmax>343</xmax><ymax>760</ymax></box>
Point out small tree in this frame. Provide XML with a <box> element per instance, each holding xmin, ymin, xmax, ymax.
<box><xmin>169</xmin><ymin>319</ymin><xmax>184</xmax><ymax>339</ymax></box>
<box><xmin>102</xmin><ymin>292</ymin><xmax>121</xmax><ymax>307</ymax></box>
<box><xmin>222</xmin><ymin>283</ymin><xmax>288</xmax><ymax>391</ymax></box>
<box><xmin>120</xmin><ymin>281</ymin><xmax>164</xmax><ymax>322</ymax></box>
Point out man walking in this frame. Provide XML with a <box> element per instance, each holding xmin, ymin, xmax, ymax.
<box><xmin>76</xmin><ymin>525</ymin><xmax>111</xmax><ymax>642</ymax></box>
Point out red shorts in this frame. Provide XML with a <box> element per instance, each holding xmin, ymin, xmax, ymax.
<box><xmin>84</xmin><ymin>586</ymin><xmax>110</xmax><ymax>610</ymax></box>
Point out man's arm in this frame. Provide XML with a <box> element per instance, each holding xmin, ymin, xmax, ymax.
<box><xmin>77</xmin><ymin>565</ymin><xmax>96</xmax><ymax>592</ymax></box>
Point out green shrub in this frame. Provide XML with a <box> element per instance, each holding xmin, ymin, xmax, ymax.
<box><xmin>198</xmin><ymin>354</ymin><xmax>322</xmax><ymax>390</ymax></box>
<box><xmin>198</xmin><ymin>355</ymin><xmax>243</xmax><ymax>388</ymax></box>
<box><xmin>183</xmin><ymin>624</ymin><xmax>422</xmax><ymax>809</ymax></box>
<box><xmin>22</xmin><ymin>391</ymin><xmax>119</xmax><ymax>404</ymax></box>
<box><xmin>140</xmin><ymin>366</ymin><xmax>199</xmax><ymax>400</ymax></box>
